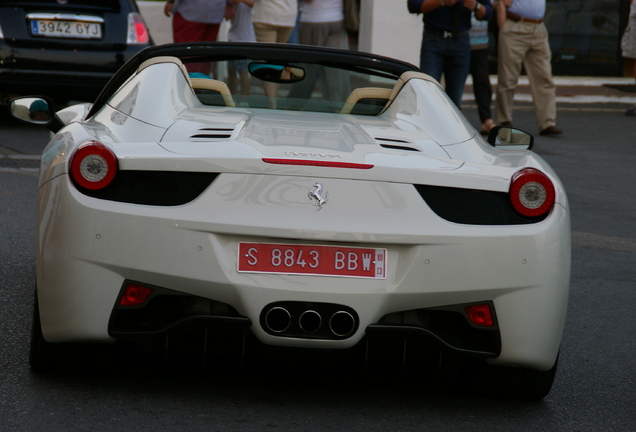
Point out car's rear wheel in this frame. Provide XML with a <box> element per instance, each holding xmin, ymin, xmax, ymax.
<box><xmin>30</xmin><ymin>291</ymin><xmax>68</xmax><ymax>373</ymax></box>
<box><xmin>461</xmin><ymin>356</ymin><xmax>559</xmax><ymax>400</ymax></box>
<box><xmin>30</xmin><ymin>289</ymin><xmax>116</xmax><ymax>373</ymax></box>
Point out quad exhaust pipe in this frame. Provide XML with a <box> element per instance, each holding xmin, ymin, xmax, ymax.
<box><xmin>329</xmin><ymin>310</ymin><xmax>356</xmax><ymax>337</ymax></box>
<box><xmin>299</xmin><ymin>310</ymin><xmax>322</xmax><ymax>333</ymax></box>
<box><xmin>264</xmin><ymin>307</ymin><xmax>292</xmax><ymax>333</ymax></box>
<box><xmin>262</xmin><ymin>303</ymin><xmax>358</xmax><ymax>339</ymax></box>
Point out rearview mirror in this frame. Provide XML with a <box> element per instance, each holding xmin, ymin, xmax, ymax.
<box><xmin>11</xmin><ymin>97</ymin><xmax>52</xmax><ymax>123</ymax></box>
<box><xmin>248</xmin><ymin>62</ymin><xmax>305</xmax><ymax>84</ymax></box>
<box><xmin>9</xmin><ymin>96</ymin><xmax>64</xmax><ymax>132</ymax></box>
<box><xmin>487</xmin><ymin>125</ymin><xmax>534</xmax><ymax>151</ymax></box>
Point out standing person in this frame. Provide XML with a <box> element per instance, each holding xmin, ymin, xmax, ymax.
<box><xmin>251</xmin><ymin>0</ymin><xmax>298</xmax><ymax>107</ymax></box>
<box><xmin>164</xmin><ymin>0</ymin><xmax>234</xmax><ymax>43</ymax></box>
<box><xmin>291</xmin><ymin>0</ymin><xmax>350</xmax><ymax>102</ymax></box>
<box><xmin>494</xmin><ymin>0</ymin><xmax>563</xmax><ymax>135</ymax></box>
<box><xmin>469</xmin><ymin>14</ymin><xmax>495</xmax><ymax>134</ymax></box>
<box><xmin>164</xmin><ymin>0</ymin><xmax>234</xmax><ymax>74</ymax></box>
<box><xmin>298</xmin><ymin>0</ymin><xmax>348</xmax><ymax>50</ymax></box>
<box><xmin>227</xmin><ymin>0</ymin><xmax>256</xmax><ymax>102</ymax></box>
<box><xmin>251</xmin><ymin>0</ymin><xmax>298</xmax><ymax>43</ymax></box>
<box><xmin>621</xmin><ymin>0</ymin><xmax>636</xmax><ymax>116</ymax></box>
<box><xmin>407</xmin><ymin>0</ymin><xmax>493</xmax><ymax>109</ymax></box>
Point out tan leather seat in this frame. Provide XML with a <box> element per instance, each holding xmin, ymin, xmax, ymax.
<box><xmin>190</xmin><ymin>78</ymin><xmax>235</xmax><ymax>107</ymax></box>
<box><xmin>340</xmin><ymin>87</ymin><xmax>393</xmax><ymax>115</ymax></box>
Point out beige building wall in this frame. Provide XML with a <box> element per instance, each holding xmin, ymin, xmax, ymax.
<box><xmin>359</xmin><ymin>0</ymin><xmax>422</xmax><ymax>67</ymax></box>
<box><xmin>137</xmin><ymin>1</ymin><xmax>173</xmax><ymax>45</ymax></box>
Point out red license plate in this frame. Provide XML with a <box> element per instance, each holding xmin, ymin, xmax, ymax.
<box><xmin>238</xmin><ymin>243</ymin><xmax>387</xmax><ymax>279</ymax></box>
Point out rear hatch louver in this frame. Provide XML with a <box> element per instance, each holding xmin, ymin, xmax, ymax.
<box><xmin>190</xmin><ymin>128</ymin><xmax>235</xmax><ymax>140</ymax></box>
<box><xmin>375</xmin><ymin>137</ymin><xmax>420</xmax><ymax>152</ymax></box>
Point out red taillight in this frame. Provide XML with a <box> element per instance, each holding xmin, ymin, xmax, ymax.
<box><xmin>127</xmin><ymin>13</ymin><xmax>149</xmax><ymax>44</ymax></box>
<box><xmin>69</xmin><ymin>142</ymin><xmax>118</xmax><ymax>190</ymax></box>
<box><xmin>509</xmin><ymin>168</ymin><xmax>555</xmax><ymax>217</ymax></box>
<box><xmin>465</xmin><ymin>304</ymin><xmax>494</xmax><ymax>327</ymax></box>
<box><xmin>120</xmin><ymin>284</ymin><xmax>153</xmax><ymax>306</ymax></box>
<box><xmin>262</xmin><ymin>158</ymin><xmax>373</xmax><ymax>169</ymax></box>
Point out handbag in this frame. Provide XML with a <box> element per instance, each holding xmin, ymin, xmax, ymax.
<box><xmin>344</xmin><ymin>0</ymin><xmax>360</xmax><ymax>33</ymax></box>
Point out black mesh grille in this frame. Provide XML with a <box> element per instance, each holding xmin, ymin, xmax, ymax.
<box><xmin>110</xmin><ymin>294</ymin><xmax>243</xmax><ymax>335</ymax></box>
<box><xmin>76</xmin><ymin>171</ymin><xmax>218</xmax><ymax>206</ymax></box>
<box><xmin>415</xmin><ymin>184</ymin><xmax>547</xmax><ymax>225</ymax></box>
<box><xmin>376</xmin><ymin>303</ymin><xmax>501</xmax><ymax>356</ymax></box>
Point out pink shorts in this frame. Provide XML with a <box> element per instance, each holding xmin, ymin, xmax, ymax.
<box><xmin>172</xmin><ymin>12</ymin><xmax>220</xmax><ymax>44</ymax></box>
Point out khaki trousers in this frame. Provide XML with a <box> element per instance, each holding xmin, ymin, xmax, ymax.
<box><xmin>495</xmin><ymin>20</ymin><xmax>557</xmax><ymax>131</ymax></box>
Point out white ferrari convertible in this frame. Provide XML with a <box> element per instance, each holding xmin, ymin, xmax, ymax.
<box><xmin>11</xmin><ymin>42</ymin><xmax>570</xmax><ymax>399</ymax></box>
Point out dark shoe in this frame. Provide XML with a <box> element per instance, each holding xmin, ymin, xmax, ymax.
<box><xmin>479</xmin><ymin>119</ymin><xmax>495</xmax><ymax>136</ymax></box>
<box><xmin>540</xmin><ymin>126</ymin><xmax>563</xmax><ymax>136</ymax></box>
<box><xmin>626</xmin><ymin>106</ymin><xmax>636</xmax><ymax>116</ymax></box>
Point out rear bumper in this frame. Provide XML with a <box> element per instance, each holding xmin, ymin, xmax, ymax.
<box><xmin>36</xmin><ymin>173</ymin><xmax>570</xmax><ymax>371</ymax></box>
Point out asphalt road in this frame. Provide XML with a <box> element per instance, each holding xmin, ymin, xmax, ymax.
<box><xmin>1</xmin><ymin>104</ymin><xmax>635</xmax><ymax>432</ymax></box>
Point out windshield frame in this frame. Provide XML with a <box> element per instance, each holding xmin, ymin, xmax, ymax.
<box><xmin>87</xmin><ymin>42</ymin><xmax>421</xmax><ymax>119</ymax></box>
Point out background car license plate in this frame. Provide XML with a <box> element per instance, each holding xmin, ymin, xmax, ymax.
<box><xmin>238</xmin><ymin>243</ymin><xmax>387</xmax><ymax>279</ymax></box>
<box><xmin>30</xmin><ymin>20</ymin><xmax>102</xmax><ymax>39</ymax></box>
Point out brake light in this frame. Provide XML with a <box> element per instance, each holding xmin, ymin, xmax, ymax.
<box><xmin>127</xmin><ymin>13</ymin><xmax>149</xmax><ymax>44</ymax></box>
<box><xmin>120</xmin><ymin>283</ymin><xmax>153</xmax><ymax>306</ymax></box>
<box><xmin>69</xmin><ymin>142</ymin><xmax>118</xmax><ymax>190</ymax></box>
<box><xmin>262</xmin><ymin>158</ymin><xmax>373</xmax><ymax>169</ymax></box>
<box><xmin>509</xmin><ymin>168</ymin><xmax>555</xmax><ymax>217</ymax></box>
<box><xmin>465</xmin><ymin>304</ymin><xmax>494</xmax><ymax>327</ymax></box>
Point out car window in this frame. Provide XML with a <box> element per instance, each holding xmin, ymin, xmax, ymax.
<box><xmin>181</xmin><ymin>59</ymin><xmax>399</xmax><ymax>116</ymax></box>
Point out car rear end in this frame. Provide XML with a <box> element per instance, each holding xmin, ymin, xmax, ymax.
<box><xmin>0</xmin><ymin>0</ymin><xmax>150</xmax><ymax>103</ymax></box>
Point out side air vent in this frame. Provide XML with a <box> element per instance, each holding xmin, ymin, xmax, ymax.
<box><xmin>375</xmin><ymin>137</ymin><xmax>420</xmax><ymax>152</ymax></box>
<box><xmin>415</xmin><ymin>184</ymin><xmax>549</xmax><ymax>225</ymax></box>
<box><xmin>190</xmin><ymin>128</ymin><xmax>234</xmax><ymax>140</ymax></box>
<box><xmin>78</xmin><ymin>171</ymin><xmax>218</xmax><ymax>206</ymax></box>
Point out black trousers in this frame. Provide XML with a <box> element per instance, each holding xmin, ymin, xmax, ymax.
<box><xmin>469</xmin><ymin>48</ymin><xmax>493</xmax><ymax>123</ymax></box>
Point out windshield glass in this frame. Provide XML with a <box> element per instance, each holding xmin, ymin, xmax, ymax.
<box><xmin>179</xmin><ymin>58</ymin><xmax>399</xmax><ymax>115</ymax></box>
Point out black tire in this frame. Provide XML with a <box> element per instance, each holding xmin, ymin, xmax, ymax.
<box><xmin>30</xmin><ymin>291</ymin><xmax>69</xmax><ymax>373</ymax></box>
<box><xmin>30</xmin><ymin>290</ymin><xmax>116</xmax><ymax>373</ymax></box>
<box><xmin>462</xmin><ymin>355</ymin><xmax>559</xmax><ymax>400</ymax></box>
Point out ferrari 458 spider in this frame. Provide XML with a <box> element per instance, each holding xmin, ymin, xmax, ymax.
<box><xmin>11</xmin><ymin>42</ymin><xmax>570</xmax><ymax>399</ymax></box>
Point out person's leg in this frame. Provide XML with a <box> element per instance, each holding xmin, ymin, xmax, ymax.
<box><xmin>172</xmin><ymin>13</ymin><xmax>219</xmax><ymax>74</ymax></box>
<box><xmin>443</xmin><ymin>32</ymin><xmax>471</xmax><ymax>109</ymax></box>
<box><xmin>321</xmin><ymin>21</ymin><xmax>350</xmax><ymax>103</ymax></box>
<box><xmin>227</xmin><ymin>67</ymin><xmax>238</xmax><ymax>94</ymax></box>
<box><xmin>253</xmin><ymin>23</ymin><xmax>284</xmax><ymax>107</ymax></box>
<box><xmin>470</xmin><ymin>48</ymin><xmax>493</xmax><ymax>126</ymax></box>
<box><xmin>288</xmin><ymin>23</ymin><xmax>323</xmax><ymax>101</ymax></box>
<box><xmin>419</xmin><ymin>32</ymin><xmax>445</xmax><ymax>84</ymax></box>
<box><xmin>253</xmin><ymin>22</ymin><xmax>277</xmax><ymax>43</ymax></box>
<box><xmin>495</xmin><ymin>21</ymin><xmax>528</xmax><ymax>125</ymax></box>
<box><xmin>239</xmin><ymin>70</ymin><xmax>251</xmax><ymax>96</ymax></box>
<box><xmin>275</xmin><ymin>26</ymin><xmax>294</xmax><ymax>43</ymax></box>
<box><xmin>523</xmin><ymin>23</ymin><xmax>558</xmax><ymax>132</ymax></box>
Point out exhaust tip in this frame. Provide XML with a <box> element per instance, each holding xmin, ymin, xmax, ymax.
<box><xmin>299</xmin><ymin>310</ymin><xmax>322</xmax><ymax>333</ymax></box>
<box><xmin>329</xmin><ymin>311</ymin><xmax>356</xmax><ymax>337</ymax></box>
<box><xmin>264</xmin><ymin>307</ymin><xmax>291</xmax><ymax>333</ymax></box>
